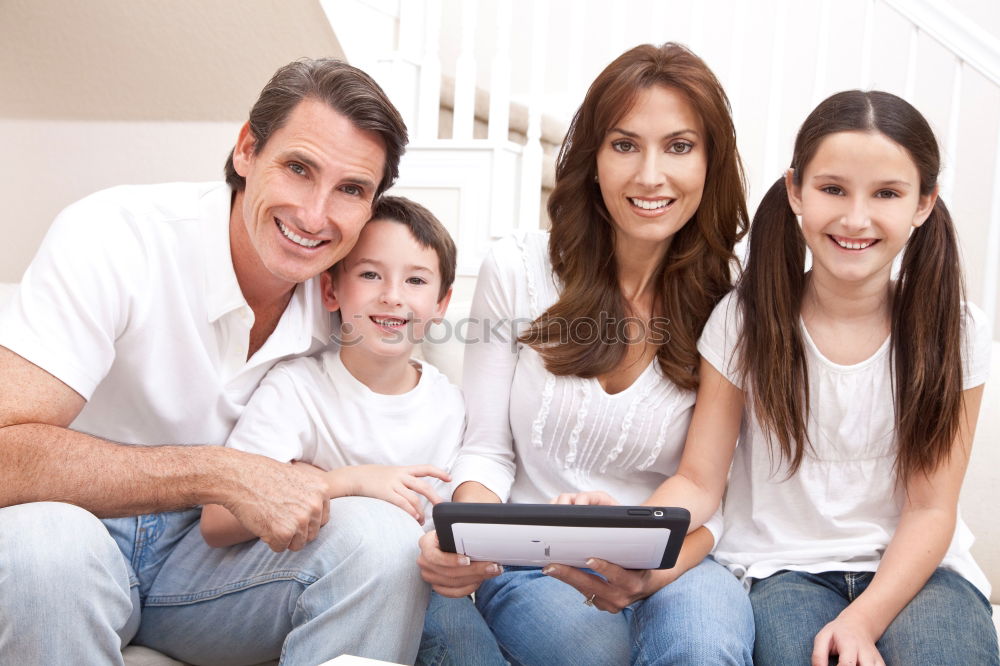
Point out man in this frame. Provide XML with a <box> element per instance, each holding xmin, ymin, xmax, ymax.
<box><xmin>0</xmin><ymin>59</ymin><xmax>425</xmax><ymax>665</ymax></box>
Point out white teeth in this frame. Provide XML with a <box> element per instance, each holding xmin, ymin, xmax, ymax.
<box><xmin>834</xmin><ymin>237</ymin><xmax>875</xmax><ymax>250</ymax></box>
<box><xmin>629</xmin><ymin>198</ymin><xmax>671</xmax><ymax>210</ymax></box>
<box><xmin>372</xmin><ymin>316</ymin><xmax>406</xmax><ymax>327</ymax></box>
<box><xmin>277</xmin><ymin>220</ymin><xmax>323</xmax><ymax>248</ymax></box>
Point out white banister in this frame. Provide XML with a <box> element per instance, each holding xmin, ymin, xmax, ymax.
<box><xmin>883</xmin><ymin>0</ymin><xmax>1000</xmax><ymax>86</ymax></box>
<box><xmin>487</xmin><ymin>1</ymin><xmax>511</xmax><ymax>144</ymax></box>
<box><xmin>760</xmin><ymin>0</ymin><xmax>789</xmax><ymax>198</ymax></box>
<box><xmin>860</xmin><ymin>0</ymin><xmax>875</xmax><ymax>88</ymax></box>
<box><xmin>941</xmin><ymin>59</ymin><xmax>963</xmax><ymax>203</ymax></box>
<box><xmin>518</xmin><ymin>0</ymin><xmax>548</xmax><ymax>230</ymax></box>
<box><xmin>984</xmin><ymin>126</ymin><xmax>1000</xmax><ymax>328</ymax></box>
<box><xmin>903</xmin><ymin>23</ymin><xmax>919</xmax><ymax>103</ymax></box>
<box><xmin>452</xmin><ymin>1</ymin><xmax>478</xmax><ymax>141</ymax></box>
<box><xmin>811</xmin><ymin>0</ymin><xmax>831</xmax><ymax>105</ymax></box>
<box><xmin>416</xmin><ymin>0</ymin><xmax>442</xmax><ymax>142</ymax></box>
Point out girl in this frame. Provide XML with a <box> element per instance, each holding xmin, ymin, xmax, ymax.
<box><xmin>650</xmin><ymin>89</ymin><xmax>997</xmax><ymax>665</ymax></box>
<box><xmin>417</xmin><ymin>43</ymin><xmax>754</xmax><ymax>665</ymax></box>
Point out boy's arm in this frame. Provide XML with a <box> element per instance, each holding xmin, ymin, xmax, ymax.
<box><xmin>201</xmin><ymin>503</ymin><xmax>257</xmax><ymax>547</ymax></box>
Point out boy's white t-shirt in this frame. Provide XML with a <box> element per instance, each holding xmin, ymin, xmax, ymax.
<box><xmin>226</xmin><ymin>348</ymin><xmax>466</xmax><ymax>522</ymax></box>
<box><xmin>699</xmin><ymin>290</ymin><xmax>992</xmax><ymax>598</ymax></box>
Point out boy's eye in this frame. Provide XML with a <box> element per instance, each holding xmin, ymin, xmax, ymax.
<box><xmin>360</xmin><ymin>271</ymin><xmax>379</xmax><ymax>280</ymax></box>
<box><xmin>406</xmin><ymin>277</ymin><xmax>428</xmax><ymax>285</ymax></box>
<box><xmin>611</xmin><ymin>139</ymin><xmax>637</xmax><ymax>153</ymax></box>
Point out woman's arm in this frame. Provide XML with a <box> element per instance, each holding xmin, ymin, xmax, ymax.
<box><xmin>811</xmin><ymin>383</ymin><xmax>984</xmax><ymax>666</ymax></box>
<box><xmin>645</xmin><ymin>357</ymin><xmax>745</xmax><ymax>530</ymax></box>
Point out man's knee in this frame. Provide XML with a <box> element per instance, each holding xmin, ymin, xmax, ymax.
<box><xmin>0</xmin><ymin>502</ymin><xmax>126</xmax><ymax>592</ymax></box>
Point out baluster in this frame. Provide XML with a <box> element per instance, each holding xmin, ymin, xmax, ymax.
<box><xmin>416</xmin><ymin>0</ymin><xmax>443</xmax><ymax>142</ymax></box>
<box><xmin>860</xmin><ymin>0</ymin><xmax>875</xmax><ymax>88</ymax></box>
<box><xmin>904</xmin><ymin>23</ymin><xmax>919</xmax><ymax>103</ymax></box>
<box><xmin>941</xmin><ymin>58</ymin><xmax>963</xmax><ymax>202</ymax></box>
<box><xmin>452</xmin><ymin>1</ymin><xmax>478</xmax><ymax>141</ymax></box>
<box><xmin>761</xmin><ymin>0</ymin><xmax>789</xmax><ymax>201</ymax></box>
<box><xmin>487</xmin><ymin>1</ymin><xmax>512</xmax><ymax>143</ymax></box>
<box><xmin>812</xmin><ymin>0</ymin><xmax>831</xmax><ymax>104</ymax></box>
<box><xmin>519</xmin><ymin>0</ymin><xmax>548</xmax><ymax>230</ymax></box>
<box><xmin>984</xmin><ymin>123</ymin><xmax>1000</xmax><ymax>328</ymax></box>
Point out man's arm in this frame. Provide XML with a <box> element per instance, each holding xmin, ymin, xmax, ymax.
<box><xmin>0</xmin><ymin>346</ymin><xmax>330</xmax><ymax>550</ymax></box>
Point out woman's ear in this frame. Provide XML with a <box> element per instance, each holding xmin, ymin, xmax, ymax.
<box><xmin>785</xmin><ymin>169</ymin><xmax>803</xmax><ymax>216</ymax></box>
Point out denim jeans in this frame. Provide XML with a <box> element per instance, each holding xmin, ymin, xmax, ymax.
<box><xmin>417</xmin><ymin>591</ymin><xmax>508</xmax><ymax>665</ymax></box>
<box><xmin>472</xmin><ymin>557</ymin><xmax>754</xmax><ymax>666</ymax></box>
<box><xmin>0</xmin><ymin>499</ymin><xmax>429</xmax><ymax>665</ymax></box>
<box><xmin>750</xmin><ymin>568</ymin><xmax>1000</xmax><ymax>666</ymax></box>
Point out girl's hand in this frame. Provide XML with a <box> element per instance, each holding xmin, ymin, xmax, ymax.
<box><xmin>416</xmin><ymin>530</ymin><xmax>504</xmax><ymax>597</ymax></box>
<box><xmin>550</xmin><ymin>490</ymin><xmax>620</xmax><ymax>505</ymax></box>
<box><xmin>811</xmin><ymin>610</ymin><xmax>886</xmax><ymax>666</ymax></box>
<box><xmin>331</xmin><ymin>464</ymin><xmax>450</xmax><ymax>525</ymax></box>
<box><xmin>542</xmin><ymin>558</ymin><xmax>675</xmax><ymax>613</ymax></box>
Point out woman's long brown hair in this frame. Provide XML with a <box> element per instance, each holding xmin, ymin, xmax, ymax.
<box><xmin>519</xmin><ymin>43</ymin><xmax>748</xmax><ymax>391</ymax></box>
<box><xmin>739</xmin><ymin>90</ymin><xmax>965</xmax><ymax>479</ymax></box>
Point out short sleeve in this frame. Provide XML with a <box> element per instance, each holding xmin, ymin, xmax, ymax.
<box><xmin>0</xmin><ymin>191</ymin><xmax>148</xmax><ymax>399</ymax></box>
<box><xmin>696</xmin><ymin>290</ymin><xmax>744</xmax><ymax>389</ymax></box>
<box><xmin>225</xmin><ymin>364</ymin><xmax>313</xmax><ymax>463</ymax></box>
<box><xmin>962</xmin><ymin>302</ymin><xmax>993</xmax><ymax>390</ymax></box>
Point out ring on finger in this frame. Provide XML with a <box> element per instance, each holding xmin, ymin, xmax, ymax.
<box><xmin>583</xmin><ymin>593</ymin><xmax>596</xmax><ymax>606</ymax></box>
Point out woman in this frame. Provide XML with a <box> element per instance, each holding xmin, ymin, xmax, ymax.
<box><xmin>418</xmin><ymin>42</ymin><xmax>753</xmax><ymax>665</ymax></box>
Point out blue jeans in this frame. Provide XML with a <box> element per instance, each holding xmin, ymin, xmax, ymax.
<box><xmin>0</xmin><ymin>499</ymin><xmax>429</xmax><ymax>665</ymax></box>
<box><xmin>473</xmin><ymin>558</ymin><xmax>754</xmax><ymax>666</ymax></box>
<box><xmin>750</xmin><ymin>568</ymin><xmax>1000</xmax><ymax>665</ymax></box>
<box><xmin>417</xmin><ymin>591</ymin><xmax>508</xmax><ymax>665</ymax></box>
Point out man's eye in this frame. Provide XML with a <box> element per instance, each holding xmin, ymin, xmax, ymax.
<box><xmin>289</xmin><ymin>163</ymin><xmax>306</xmax><ymax>176</ymax></box>
<box><xmin>342</xmin><ymin>184</ymin><xmax>362</xmax><ymax>196</ymax></box>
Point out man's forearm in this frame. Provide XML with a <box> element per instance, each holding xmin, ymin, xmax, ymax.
<box><xmin>0</xmin><ymin>423</ymin><xmax>243</xmax><ymax>516</ymax></box>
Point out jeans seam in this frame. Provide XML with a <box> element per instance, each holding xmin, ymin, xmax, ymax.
<box><xmin>143</xmin><ymin>569</ymin><xmax>317</xmax><ymax>607</ymax></box>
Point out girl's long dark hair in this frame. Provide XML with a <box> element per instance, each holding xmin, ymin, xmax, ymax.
<box><xmin>739</xmin><ymin>90</ymin><xmax>965</xmax><ymax>479</ymax></box>
<box><xmin>520</xmin><ymin>43</ymin><xmax>748</xmax><ymax>391</ymax></box>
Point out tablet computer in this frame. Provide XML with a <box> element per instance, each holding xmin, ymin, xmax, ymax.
<box><xmin>433</xmin><ymin>502</ymin><xmax>689</xmax><ymax>570</ymax></box>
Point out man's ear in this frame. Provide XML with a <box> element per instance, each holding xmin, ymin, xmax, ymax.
<box><xmin>785</xmin><ymin>168</ymin><xmax>803</xmax><ymax>216</ymax></box>
<box><xmin>320</xmin><ymin>271</ymin><xmax>340</xmax><ymax>313</ymax></box>
<box><xmin>432</xmin><ymin>286</ymin><xmax>453</xmax><ymax>323</ymax></box>
<box><xmin>231</xmin><ymin>122</ymin><xmax>257</xmax><ymax>178</ymax></box>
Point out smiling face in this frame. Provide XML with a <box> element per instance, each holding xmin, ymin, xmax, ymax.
<box><xmin>231</xmin><ymin>97</ymin><xmax>387</xmax><ymax>289</ymax></box>
<box><xmin>787</xmin><ymin>130</ymin><xmax>937</xmax><ymax>288</ymax></box>
<box><xmin>321</xmin><ymin>219</ymin><xmax>451</xmax><ymax>360</ymax></box>
<box><xmin>595</xmin><ymin>85</ymin><xmax>707</xmax><ymax>260</ymax></box>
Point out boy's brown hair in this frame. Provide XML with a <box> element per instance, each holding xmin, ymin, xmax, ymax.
<box><xmin>331</xmin><ymin>195</ymin><xmax>457</xmax><ymax>301</ymax></box>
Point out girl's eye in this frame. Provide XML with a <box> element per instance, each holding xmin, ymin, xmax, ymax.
<box><xmin>406</xmin><ymin>277</ymin><xmax>428</xmax><ymax>285</ymax></box>
<box><xmin>821</xmin><ymin>185</ymin><xmax>844</xmax><ymax>196</ymax></box>
<box><xmin>611</xmin><ymin>139</ymin><xmax>637</xmax><ymax>153</ymax></box>
<box><xmin>668</xmin><ymin>141</ymin><xmax>694</xmax><ymax>154</ymax></box>
<box><xmin>875</xmin><ymin>190</ymin><xmax>899</xmax><ymax>199</ymax></box>
<box><xmin>360</xmin><ymin>271</ymin><xmax>379</xmax><ymax>280</ymax></box>
<box><xmin>289</xmin><ymin>163</ymin><xmax>306</xmax><ymax>176</ymax></box>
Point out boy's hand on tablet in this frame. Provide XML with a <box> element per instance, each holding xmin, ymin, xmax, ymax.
<box><xmin>550</xmin><ymin>490</ymin><xmax>619</xmax><ymax>506</ymax></box>
<box><xmin>417</xmin><ymin>530</ymin><xmax>503</xmax><ymax>597</ymax></box>
<box><xmin>329</xmin><ymin>464</ymin><xmax>450</xmax><ymax>525</ymax></box>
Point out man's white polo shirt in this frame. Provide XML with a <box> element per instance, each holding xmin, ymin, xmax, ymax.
<box><xmin>0</xmin><ymin>182</ymin><xmax>331</xmax><ymax>446</ymax></box>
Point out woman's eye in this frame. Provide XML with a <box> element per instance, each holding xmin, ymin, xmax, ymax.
<box><xmin>611</xmin><ymin>140</ymin><xmax>637</xmax><ymax>153</ymax></box>
<box><xmin>668</xmin><ymin>142</ymin><xmax>693</xmax><ymax>154</ymax></box>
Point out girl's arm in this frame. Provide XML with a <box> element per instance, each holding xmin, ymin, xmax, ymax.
<box><xmin>645</xmin><ymin>357</ymin><xmax>746</xmax><ymax>530</ymax></box>
<box><xmin>811</xmin><ymin>383</ymin><xmax>985</xmax><ymax>666</ymax></box>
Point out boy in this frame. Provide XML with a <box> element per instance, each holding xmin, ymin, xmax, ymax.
<box><xmin>200</xmin><ymin>196</ymin><xmax>462</xmax><ymax>548</ymax></box>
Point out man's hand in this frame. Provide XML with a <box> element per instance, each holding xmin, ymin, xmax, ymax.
<box><xmin>222</xmin><ymin>456</ymin><xmax>331</xmax><ymax>552</ymax></box>
<box><xmin>417</xmin><ymin>530</ymin><xmax>503</xmax><ymax>597</ymax></box>
<box><xmin>329</xmin><ymin>464</ymin><xmax>450</xmax><ymax>525</ymax></box>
